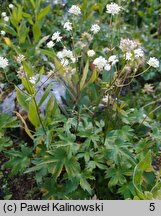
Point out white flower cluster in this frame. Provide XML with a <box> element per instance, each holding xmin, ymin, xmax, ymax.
<box><xmin>0</xmin><ymin>56</ymin><xmax>8</xmax><ymax>69</ymax></box>
<box><xmin>0</xmin><ymin>30</ymin><xmax>6</xmax><ymax>36</ymax></box>
<box><xmin>57</xmin><ymin>48</ymin><xmax>76</xmax><ymax>66</ymax></box>
<box><xmin>17</xmin><ymin>66</ymin><xmax>26</xmax><ymax>79</ymax></box>
<box><xmin>1</xmin><ymin>11</ymin><xmax>9</xmax><ymax>22</ymax></box>
<box><xmin>134</xmin><ymin>48</ymin><xmax>144</xmax><ymax>58</ymax></box>
<box><xmin>120</xmin><ymin>38</ymin><xmax>139</xmax><ymax>52</ymax></box>
<box><xmin>68</xmin><ymin>5</ymin><xmax>81</xmax><ymax>16</ymax></box>
<box><xmin>63</xmin><ymin>21</ymin><xmax>72</xmax><ymax>31</ymax></box>
<box><xmin>47</xmin><ymin>41</ymin><xmax>55</xmax><ymax>48</ymax></box>
<box><xmin>93</xmin><ymin>56</ymin><xmax>107</xmax><ymax>71</ymax></box>
<box><xmin>147</xmin><ymin>57</ymin><xmax>159</xmax><ymax>68</ymax></box>
<box><xmin>108</xmin><ymin>55</ymin><xmax>118</xmax><ymax>65</ymax></box>
<box><xmin>87</xmin><ymin>50</ymin><xmax>95</xmax><ymax>57</ymax></box>
<box><xmin>120</xmin><ymin>38</ymin><xmax>145</xmax><ymax>61</ymax></box>
<box><xmin>125</xmin><ymin>48</ymin><xmax>144</xmax><ymax>61</ymax></box>
<box><xmin>91</xmin><ymin>24</ymin><xmax>100</xmax><ymax>34</ymax></box>
<box><xmin>106</xmin><ymin>2</ymin><xmax>122</xmax><ymax>15</ymax></box>
<box><xmin>93</xmin><ymin>55</ymin><xmax>118</xmax><ymax>71</ymax></box>
<box><xmin>16</xmin><ymin>54</ymin><xmax>25</xmax><ymax>64</ymax></box>
<box><xmin>47</xmin><ymin>31</ymin><xmax>63</xmax><ymax>48</ymax></box>
<box><xmin>9</xmin><ymin>4</ymin><xmax>14</xmax><ymax>9</ymax></box>
<box><xmin>52</xmin><ymin>31</ymin><xmax>62</xmax><ymax>42</ymax></box>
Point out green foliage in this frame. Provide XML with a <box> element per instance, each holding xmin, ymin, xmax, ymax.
<box><xmin>0</xmin><ymin>0</ymin><xmax>160</xmax><ymax>200</ymax></box>
<box><xmin>133</xmin><ymin>151</ymin><xmax>161</xmax><ymax>200</ymax></box>
<box><xmin>4</xmin><ymin>145</ymin><xmax>32</xmax><ymax>176</ymax></box>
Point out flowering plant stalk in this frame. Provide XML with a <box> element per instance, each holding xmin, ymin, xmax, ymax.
<box><xmin>0</xmin><ymin>0</ymin><xmax>161</xmax><ymax>200</ymax></box>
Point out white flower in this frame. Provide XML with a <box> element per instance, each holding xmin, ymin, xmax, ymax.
<box><xmin>61</xmin><ymin>58</ymin><xmax>69</xmax><ymax>66</ymax></box>
<box><xmin>63</xmin><ymin>49</ymin><xmax>73</xmax><ymax>59</ymax></box>
<box><xmin>57</xmin><ymin>51</ymin><xmax>64</xmax><ymax>59</ymax></box>
<box><xmin>130</xmin><ymin>108</ymin><xmax>135</xmax><ymax>112</ymax></box>
<box><xmin>147</xmin><ymin>57</ymin><xmax>159</xmax><ymax>68</ymax></box>
<box><xmin>143</xmin><ymin>114</ymin><xmax>147</xmax><ymax>118</ymax></box>
<box><xmin>63</xmin><ymin>21</ymin><xmax>72</xmax><ymax>31</ymax></box>
<box><xmin>47</xmin><ymin>40</ymin><xmax>55</xmax><ymax>48</ymax></box>
<box><xmin>68</xmin><ymin>5</ymin><xmax>81</xmax><ymax>16</ymax></box>
<box><xmin>9</xmin><ymin>4</ymin><xmax>14</xmax><ymax>9</ymax></box>
<box><xmin>29</xmin><ymin>76</ymin><xmax>37</xmax><ymax>84</ymax></box>
<box><xmin>125</xmin><ymin>52</ymin><xmax>132</xmax><ymax>60</ymax></box>
<box><xmin>108</xmin><ymin>55</ymin><xmax>118</xmax><ymax>65</ymax></box>
<box><xmin>16</xmin><ymin>54</ymin><xmax>25</xmax><ymax>64</ymax></box>
<box><xmin>87</xmin><ymin>50</ymin><xmax>95</xmax><ymax>57</ymax></box>
<box><xmin>0</xmin><ymin>30</ymin><xmax>6</xmax><ymax>36</ymax></box>
<box><xmin>1</xmin><ymin>12</ymin><xmax>6</xmax><ymax>17</ymax></box>
<box><xmin>52</xmin><ymin>31</ymin><xmax>62</xmax><ymax>42</ymax></box>
<box><xmin>0</xmin><ymin>57</ymin><xmax>8</xmax><ymax>69</ymax></box>
<box><xmin>4</xmin><ymin>16</ymin><xmax>9</xmax><ymax>22</ymax></box>
<box><xmin>71</xmin><ymin>57</ymin><xmax>76</xmax><ymax>63</ymax></box>
<box><xmin>106</xmin><ymin>3</ymin><xmax>122</xmax><ymax>15</ymax></box>
<box><xmin>57</xmin><ymin>49</ymin><xmax>75</xmax><ymax>63</ymax></box>
<box><xmin>120</xmin><ymin>38</ymin><xmax>139</xmax><ymax>52</ymax></box>
<box><xmin>17</xmin><ymin>66</ymin><xmax>26</xmax><ymax>79</ymax></box>
<box><xmin>91</xmin><ymin>24</ymin><xmax>100</xmax><ymax>34</ymax></box>
<box><xmin>93</xmin><ymin>56</ymin><xmax>107</xmax><ymax>71</ymax></box>
<box><xmin>104</xmin><ymin>64</ymin><xmax>111</xmax><ymax>71</ymax></box>
<box><xmin>134</xmin><ymin>48</ymin><xmax>144</xmax><ymax>58</ymax></box>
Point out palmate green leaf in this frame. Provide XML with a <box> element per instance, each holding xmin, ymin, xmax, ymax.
<box><xmin>65</xmin><ymin>157</ymin><xmax>80</xmax><ymax>177</ymax></box>
<box><xmin>0</xmin><ymin>137</ymin><xmax>13</xmax><ymax>152</ymax></box>
<box><xmin>41</xmin><ymin>177</ymin><xmax>80</xmax><ymax>199</ymax></box>
<box><xmin>25</xmin><ymin>148</ymin><xmax>80</xmax><ymax>182</ymax></box>
<box><xmin>105</xmin><ymin>140</ymin><xmax>136</xmax><ymax>166</ymax></box>
<box><xmin>52</xmin><ymin>160</ymin><xmax>64</xmax><ymax>182</ymax></box>
<box><xmin>105</xmin><ymin>167</ymin><xmax>127</xmax><ymax>187</ymax></box>
<box><xmin>118</xmin><ymin>182</ymin><xmax>135</xmax><ymax>199</ymax></box>
<box><xmin>79</xmin><ymin>170</ymin><xmax>94</xmax><ymax>195</ymax></box>
<box><xmin>4</xmin><ymin>145</ymin><xmax>32</xmax><ymax>176</ymax></box>
<box><xmin>80</xmin><ymin>177</ymin><xmax>92</xmax><ymax>195</ymax></box>
<box><xmin>0</xmin><ymin>113</ymin><xmax>19</xmax><ymax>129</ymax></box>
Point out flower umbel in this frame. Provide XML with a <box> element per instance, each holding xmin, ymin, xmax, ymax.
<box><xmin>16</xmin><ymin>54</ymin><xmax>25</xmax><ymax>64</ymax></box>
<box><xmin>147</xmin><ymin>57</ymin><xmax>159</xmax><ymax>68</ymax></box>
<box><xmin>91</xmin><ymin>24</ymin><xmax>100</xmax><ymax>34</ymax></box>
<box><xmin>93</xmin><ymin>56</ymin><xmax>107</xmax><ymax>71</ymax></box>
<box><xmin>63</xmin><ymin>21</ymin><xmax>72</xmax><ymax>31</ymax></box>
<box><xmin>87</xmin><ymin>50</ymin><xmax>95</xmax><ymax>57</ymax></box>
<box><xmin>52</xmin><ymin>31</ymin><xmax>62</xmax><ymax>42</ymax></box>
<box><xmin>68</xmin><ymin>5</ymin><xmax>81</xmax><ymax>16</ymax></box>
<box><xmin>47</xmin><ymin>41</ymin><xmax>55</xmax><ymax>48</ymax></box>
<box><xmin>0</xmin><ymin>57</ymin><xmax>8</xmax><ymax>69</ymax></box>
<box><xmin>106</xmin><ymin>3</ymin><xmax>122</xmax><ymax>15</ymax></box>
